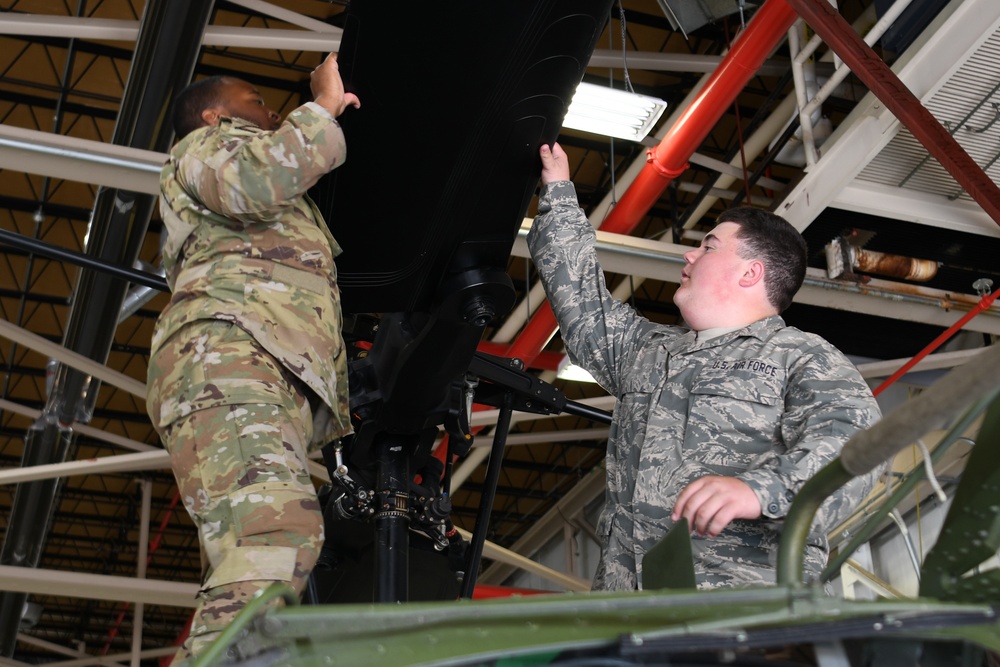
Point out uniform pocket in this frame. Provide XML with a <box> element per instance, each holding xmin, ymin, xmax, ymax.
<box><xmin>148</xmin><ymin>320</ymin><xmax>289</xmax><ymax>429</ymax></box>
<box><xmin>683</xmin><ymin>365</ymin><xmax>785</xmax><ymax>472</ymax></box>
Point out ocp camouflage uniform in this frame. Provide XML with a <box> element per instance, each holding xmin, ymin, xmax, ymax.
<box><xmin>527</xmin><ymin>180</ymin><xmax>881</xmax><ymax>591</ymax></box>
<box><xmin>147</xmin><ymin>102</ymin><xmax>353</xmax><ymax>662</ymax></box>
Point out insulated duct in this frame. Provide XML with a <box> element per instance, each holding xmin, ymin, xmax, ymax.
<box><xmin>656</xmin><ymin>0</ymin><xmax>759</xmax><ymax>37</ymax></box>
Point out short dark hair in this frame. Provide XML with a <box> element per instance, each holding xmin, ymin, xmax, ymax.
<box><xmin>170</xmin><ymin>75</ymin><xmax>231</xmax><ymax>139</ymax></box>
<box><xmin>717</xmin><ymin>206</ymin><xmax>808</xmax><ymax>312</ymax></box>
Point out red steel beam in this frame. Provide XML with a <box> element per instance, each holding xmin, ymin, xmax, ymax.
<box><xmin>600</xmin><ymin>0</ymin><xmax>799</xmax><ymax>234</ymax></box>
<box><xmin>784</xmin><ymin>0</ymin><xmax>1000</xmax><ymax>227</ymax></box>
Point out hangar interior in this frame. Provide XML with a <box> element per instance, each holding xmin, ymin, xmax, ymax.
<box><xmin>0</xmin><ymin>0</ymin><xmax>999</xmax><ymax>664</ymax></box>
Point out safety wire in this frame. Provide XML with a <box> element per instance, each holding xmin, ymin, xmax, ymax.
<box><xmin>823</xmin><ymin>390</ymin><xmax>997</xmax><ymax>582</ymax></box>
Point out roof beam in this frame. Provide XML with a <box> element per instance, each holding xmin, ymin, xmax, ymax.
<box><xmin>0</xmin><ymin>565</ymin><xmax>197</xmax><ymax>608</ymax></box>
<box><xmin>0</xmin><ymin>14</ymin><xmax>343</xmax><ymax>50</ymax></box>
<box><xmin>0</xmin><ymin>124</ymin><xmax>162</xmax><ymax>194</ymax></box>
<box><xmin>775</xmin><ymin>0</ymin><xmax>1000</xmax><ymax>230</ymax></box>
<box><xmin>835</xmin><ymin>180</ymin><xmax>1000</xmax><ymax>240</ymax></box>
<box><xmin>510</xmin><ymin>222</ymin><xmax>1000</xmax><ymax>336</ymax></box>
<box><xmin>4</xmin><ymin>15</ymin><xmax>797</xmax><ymax>74</ymax></box>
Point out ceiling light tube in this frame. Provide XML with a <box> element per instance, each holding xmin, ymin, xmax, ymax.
<box><xmin>562</xmin><ymin>82</ymin><xmax>668</xmax><ymax>141</ymax></box>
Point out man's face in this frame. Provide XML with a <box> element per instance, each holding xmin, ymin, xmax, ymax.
<box><xmin>213</xmin><ymin>78</ymin><xmax>282</xmax><ymax>131</ymax></box>
<box><xmin>673</xmin><ymin>221</ymin><xmax>752</xmax><ymax>327</ymax></box>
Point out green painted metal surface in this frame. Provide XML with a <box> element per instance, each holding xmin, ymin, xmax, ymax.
<box><xmin>921</xmin><ymin>392</ymin><xmax>1000</xmax><ymax>603</ymax></box>
<box><xmin>205</xmin><ymin>584</ymin><xmax>998</xmax><ymax>666</ymax></box>
<box><xmin>641</xmin><ymin>516</ymin><xmax>696</xmax><ymax>591</ymax></box>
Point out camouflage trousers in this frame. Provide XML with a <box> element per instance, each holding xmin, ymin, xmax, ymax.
<box><xmin>148</xmin><ymin>320</ymin><xmax>324</xmax><ymax>663</ymax></box>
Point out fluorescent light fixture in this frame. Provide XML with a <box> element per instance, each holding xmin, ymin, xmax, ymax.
<box><xmin>556</xmin><ymin>355</ymin><xmax>598</xmax><ymax>383</ymax></box>
<box><xmin>562</xmin><ymin>82</ymin><xmax>668</xmax><ymax>142</ymax></box>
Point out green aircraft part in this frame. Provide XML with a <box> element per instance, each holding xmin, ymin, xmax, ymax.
<box><xmin>920</xmin><ymin>391</ymin><xmax>1000</xmax><ymax>603</ymax></box>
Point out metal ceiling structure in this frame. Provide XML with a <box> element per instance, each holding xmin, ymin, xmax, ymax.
<box><xmin>0</xmin><ymin>0</ymin><xmax>998</xmax><ymax>664</ymax></box>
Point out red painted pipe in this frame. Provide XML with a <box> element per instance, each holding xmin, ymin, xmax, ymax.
<box><xmin>601</xmin><ymin>0</ymin><xmax>799</xmax><ymax>235</ymax></box>
<box><xmin>505</xmin><ymin>301</ymin><xmax>560</xmax><ymax>368</ymax></box>
<box><xmin>505</xmin><ymin>0</ymin><xmax>798</xmax><ymax>366</ymax></box>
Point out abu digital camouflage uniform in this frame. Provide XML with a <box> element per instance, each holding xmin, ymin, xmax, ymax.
<box><xmin>147</xmin><ymin>101</ymin><xmax>353</xmax><ymax>661</ymax></box>
<box><xmin>527</xmin><ymin>180</ymin><xmax>881</xmax><ymax>591</ymax></box>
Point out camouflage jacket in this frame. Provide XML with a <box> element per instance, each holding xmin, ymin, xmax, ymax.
<box><xmin>150</xmin><ymin>102</ymin><xmax>352</xmax><ymax>448</ymax></box>
<box><xmin>528</xmin><ymin>181</ymin><xmax>882</xmax><ymax>591</ymax></box>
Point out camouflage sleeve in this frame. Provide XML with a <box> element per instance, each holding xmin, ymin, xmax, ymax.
<box><xmin>527</xmin><ymin>180</ymin><xmax>652</xmax><ymax>395</ymax></box>
<box><xmin>736</xmin><ymin>342</ymin><xmax>882</xmax><ymax>527</ymax></box>
<box><xmin>179</xmin><ymin>102</ymin><xmax>347</xmax><ymax>224</ymax></box>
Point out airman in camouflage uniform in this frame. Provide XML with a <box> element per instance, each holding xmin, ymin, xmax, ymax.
<box><xmin>146</xmin><ymin>54</ymin><xmax>359</xmax><ymax>662</ymax></box>
<box><xmin>527</xmin><ymin>143</ymin><xmax>881</xmax><ymax>592</ymax></box>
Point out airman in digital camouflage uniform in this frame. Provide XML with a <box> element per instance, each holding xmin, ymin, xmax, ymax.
<box><xmin>528</xmin><ymin>142</ymin><xmax>882</xmax><ymax>591</ymax></box>
<box><xmin>146</xmin><ymin>54</ymin><xmax>359</xmax><ymax>662</ymax></box>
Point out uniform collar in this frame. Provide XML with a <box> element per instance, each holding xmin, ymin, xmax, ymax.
<box><xmin>681</xmin><ymin>315</ymin><xmax>785</xmax><ymax>352</ymax></box>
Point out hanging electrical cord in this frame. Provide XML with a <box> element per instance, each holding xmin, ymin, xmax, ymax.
<box><xmin>915</xmin><ymin>438</ymin><xmax>947</xmax><ymax>503</ymax></box>
<box><xmin>887</xmin><ymin>508</ymin><xmax>922</xmax><ymax>582</ymax></box>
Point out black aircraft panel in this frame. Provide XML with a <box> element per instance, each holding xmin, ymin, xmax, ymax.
<box><xmin>313</xmin><ymin>1</ymin><xmax>615</xmax><ymax>317</ymax></box>
<box><xmin>310</xmin><ymin>4</ymin><xmax>616</xmax><ymax>603</ymax></box>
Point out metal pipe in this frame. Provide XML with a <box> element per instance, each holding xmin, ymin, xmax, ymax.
<box><xmin>0</xmin><ymin>132</ymin><xmax>163</xmax><ymax>179</ymax></box>
<box><xmin>601</xmin><ymin>0</ymin><xmax>798</xmax><ymax>235</ymax></box>
<box><xmin>871</xmin><ymin>288</ymin><xmax>1000</xmax><ymax>396</ymax></box>
<box><xmin>461</xmin><ymin>391</ymin><xmax>514</xmax><ymax>599</ymax></box>
<box><xmin>851</xmin><ymin>247</ymin><xmax>939</xmax><ymax>282</ymax></box>
<box><xmin>130</xmin><ymin>480</ymin><xmax>153</xmax><ymax>667</ymax></box>
<box><xmin>118</xmin><ymin>261</ymin><xmax>167</xmax><ymax>323</ymax></box>
<box><xmin>374</xmin><ymin>433</ymin><xmax>411</xmax><ymax>603</ymax></box>
<box><xmin>800</xmin><ymin>0</ymin><xmax>916</xmax><ymax>122</ymax></box>
<box><xmin>788</xmin><ymin>20</ymin><xmax>819</xmax><ymax>166</ymax></box>
<box><xmin>0</xmin><ymin>228</ymin><xmax>168</xmax><ymax>292</ymax></box>
<box><xmin>508</xmin><ymin>224</ymin><xmax>1000</xmax><ymax>327</ymax></box>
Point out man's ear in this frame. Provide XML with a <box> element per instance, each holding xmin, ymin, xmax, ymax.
<box><xmin>200</xmin><ymin>106</ymin><xmax>224</xmax><ymax>127</ymax></box>
<box><xmin>739</xmin><ymin>259</ymin><xmax>765</xmax><ymax>288</ymax></box>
